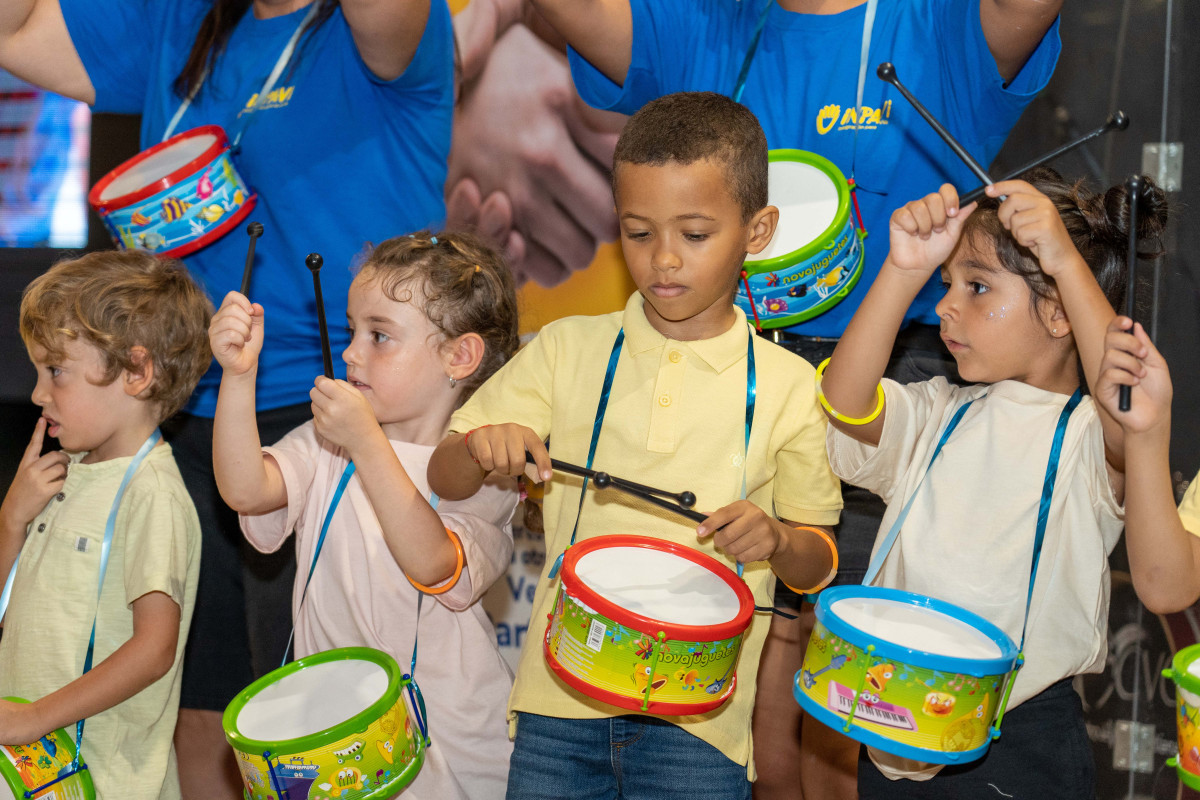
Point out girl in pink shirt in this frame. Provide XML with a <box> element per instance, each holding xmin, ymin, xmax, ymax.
<box><xmin>209</xmin><ymin>231</ymin><xmax>520</xmax><ymax>799</ymax></box>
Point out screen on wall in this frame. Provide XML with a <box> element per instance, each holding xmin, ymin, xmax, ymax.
<box><xmin>0</xmin><ymin>71</ymin><xmax>90</xmax><ymax>248</ymax></box>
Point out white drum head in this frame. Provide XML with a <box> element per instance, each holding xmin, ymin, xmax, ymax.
<box><xmin>754</xmin><ymin>159</ymin><xmax>841</xmax><ymax>261</ymax></box>
<box><xmin>100</xmin><ymin>132</ymin><xmax>219</xmax><ymax>202</ymax></box>
<box><xmin>574</xmin><ymin>546</ymin><xmax>740</xmax><ymax>626</ymax></box>
<box><xmin>830</xmin><ymin>597</ymin><xmax>1003</xmax><ymax>660</ymax></box>
<box><xmin>236</xmin><ymin>658</ymin><xmax>388</xmax><ymax>742</ymax></box>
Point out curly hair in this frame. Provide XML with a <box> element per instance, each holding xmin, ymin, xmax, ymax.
<box><xmin>354</xmin><ymin>231</ymin><xmax>520</xmax><ymax>399</ymax></box>
<box><xmin>20</xmin><ymin>250</ymin><xmax>214</xmax><ymax>422</ymax></box>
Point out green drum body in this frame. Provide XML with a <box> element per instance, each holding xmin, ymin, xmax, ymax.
<box><xmin>794</xmin><ymin>587</ymin><xmax>1019</xmax><ymax>765</ymax></box>
<box><xmin>223</xmin><ymin>647</ymin><xmax>426</xmax><ymax>800</ymax></box>
<box><xmin>544</xmin><ymin>535</ymin><xmax>754</xmax><ymax>715</ymax></box>
<box><xmin>0</xmin><ymin>700</ymin><xmax>95</xmax><ymax>800</ymax></box>
<box><xmin>736</xmin><ymin>149</ymin><xmax>865</xmax><ymax>328</ymax></box>
<box><xmin>1164</xmin><ymin>642</ymin><xmax>1200</xmax><ymax>789</ymax></box>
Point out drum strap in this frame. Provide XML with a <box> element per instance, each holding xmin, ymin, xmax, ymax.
<box><xmin>163</xmin><ymin>2</ymin><xmax>322</xmax><ymax>145</ymax></box>
<box><xmin>549</xmin><ymin>325</ymin><xmax>757</xmax><ymax>580</ymax></box>
<box><xmin>0</xmin><ymin>429</ymin><xmax>161</xmax><ymax>779</ymax></box>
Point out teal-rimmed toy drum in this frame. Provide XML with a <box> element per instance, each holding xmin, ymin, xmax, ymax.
<box><xmin>1164</xmin><ymin>642</ymin><xmax>1200</xmax><ymax>789</ymax></box>
<box><xmin>544</xmin><ymin>535</ymin><xmax>755</xmax><ymax>715</ymax></box>
<box><xmin>0</xmin><ymin>698</ymin><xmax>95</xmax><ymax>800</ymax></box>
<box><xmin>222</xmin><ymin>647</ymin><xmax>426</xmax><ymax>800</ymax></box>
<box><xmin>88</xmin><ymin>125</ymin><xmax>257</xmax><ymax>259</ymax></box>
<box><xmin>736</xmin><ymin>149</ymin><xmax>865</xmax><ymax>328</ymax></box>
<box><xmin>794</xmin><ymin>586</ymin><xmax>1019</xmax><ymax>765</ymax></box>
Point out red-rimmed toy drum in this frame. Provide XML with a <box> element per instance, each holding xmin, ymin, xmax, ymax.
<box><xmin>544</xmin><ymin>535</ymin><xmax>755</xmax><ymax>715</ymax></box>
<box><xmin>88</xmin><ymin>125</ymin><xmax>256</xmax><ymax>258</ymax></box>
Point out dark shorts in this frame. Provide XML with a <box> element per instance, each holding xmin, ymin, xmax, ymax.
<box><xmin>857</xmin><ymin>679</ymin><xmax>1096</xmax><ymax>799</ymax></box>
<box><xmin>768</xmin><ymin>324</ymin><xmax>959</xmax><ymax>610</ymax></box>
<box><xmin>163</xmin><ymin>403</ymin><xmax>312</xmax><ymax>710</ymax></box>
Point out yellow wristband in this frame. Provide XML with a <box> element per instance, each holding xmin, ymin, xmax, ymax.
<box><xmin>814</xmin><ymin>357</ymin><xmax>885</xmax><ymax>426</ymax></box>
<box><xmin>406</xmin><ymin>528</ymin><xmax>465</xmax><ymax>595</ymax></box>
<box><xmin>778</xmin><ymin>525</ymin><xmax>839</xmax><ymax>594</ymax></box>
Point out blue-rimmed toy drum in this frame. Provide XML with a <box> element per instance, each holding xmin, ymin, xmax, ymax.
<box><xmin>0</xmin><ymin>698</ymin><xmax>96</xmax><ymax>799</ymax></box>
<box><xmin>1164</xmin><ymin>643</ymin><xmax>1200</xmax><ymax>789</ymax></box>
<box><xmin>736</xmin><ymin>149</ymin><xmax>865</xmax><ymax>328</ymax></box>
<box><xmin>794</xmin><ymin>586</ymin><xmax>1019</xmax><ymax>765</ymax></box>
<box><xmin>88</xmin><ymin>125</ymin><xmax>257</xmax><ymax>259</ymax></box>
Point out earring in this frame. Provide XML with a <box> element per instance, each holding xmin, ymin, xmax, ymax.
<box><xmin>449</xmin><ymin>376</ymin><xmax>458</xmax><ymax>388</ymax></box>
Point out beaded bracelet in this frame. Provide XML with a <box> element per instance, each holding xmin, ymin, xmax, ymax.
<box><xmin>463</xmin><ymin>425</ymin><xmax>491</xmax><ymax>465</ymax></box>
<box><xmin>406</xmin><ymin>528</ymin><xmax>465</xmax><ymax>595</ymax></box>
<box><xmin>814</xmin><ymin>357</ymin><xmax>886</xmax><ymax>426</ymax></box>
<box><xmin>777</xmin><ymin>525</ymin><xmax>839</xmax><ymax>594</ymax></box>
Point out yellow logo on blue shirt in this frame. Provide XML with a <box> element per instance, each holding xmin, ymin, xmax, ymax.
<box><xmin>238</xmin><ymin>85</ymin><xmax>295</xmax><ymax>117</ymax></box>
<box><xmin>815</xmin><ymin>100</ymin><xmax>892</xmax><ymax>135</ymax></box>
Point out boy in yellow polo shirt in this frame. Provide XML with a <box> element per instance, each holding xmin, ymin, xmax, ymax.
<box><xmin>429</xmin><ymin>91</ymin><xmax>842</xmax><ymax>798</ymax></box>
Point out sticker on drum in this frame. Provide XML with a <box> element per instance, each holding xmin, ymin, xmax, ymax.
<box><xmin>0</xmin><ymin>699</ymin><xmax>95</xmax><ymax>800</ymax></box>
<box><xmin>794</xmin><ymin>585</ymin><xmax>1018</xmax><ymax>765</ymax></box>
<box><xmin>1166</xmin><ymin>643</ymin><xmax>1200</xmax><ymax>791</ymax></box>
<box><xmin>736</xmin><ymin>149</ymin><xmax>865</xmax><ymax>328</ymax></box>
<box><xmin>544</xmin><ymin>535</ymin><xmax>754</xmax><ymax>715</ymax></box>
<box><xmin>222</xmin><ymin>647</ymin><xmax>424</xmax><ymax>800</ymax></box>
<box><xmin>88</xmin><ymin>125</ymin><xmax>257</xmax><ymax>259</ymax></box>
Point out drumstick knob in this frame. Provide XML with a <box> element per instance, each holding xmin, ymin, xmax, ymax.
<box><xmin>247</xmin><ymin>221</ymin><xmax>265</xmax><ymax>239</ymax></box>
<box><xmin>593</xmin><ymin>472</ymin><xmax>612</xmax><ymax>488</ymax></box>
<box><xmin>1108</xmin><ymin>110</ymin><xmax>1130</xmax><ymax>131</ymax></box>
<box><xmin>679</xmin><ymin>491</ymin><xmax>697</xmax><ymax>509</ymax></box>
<box><xmin>876</xmin><ymin>62</ymin><xmax>898</xmax><ymax>84</ymax></box>
<box><xmin>306</xmin><ymin>253</ymin><xmax>324</xmax><ymax>273</ymax></box>
<box><xmin>240</xmin><ymin>222</ymin><xmax>264</xmax><ymax>297</ymax></box>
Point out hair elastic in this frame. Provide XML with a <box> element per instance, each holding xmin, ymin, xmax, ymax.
<box><xmin>815</xmin><ymin>357</ymin><xmax>885</xmax><ymax>425</ymax></box>
<box><xmin>463</xmin><ymin>424</ymin><xmax>490</xmax><ymax>465</ymax></box>
<box><xmin>406</xmin><ymin>528</ymin><xmax>465</xmax><ymax>595</ymax></box>
<box><xmin>777</xmin><ymin>525</ymin><xmax>839</xmax><ymax>594</ymax></box>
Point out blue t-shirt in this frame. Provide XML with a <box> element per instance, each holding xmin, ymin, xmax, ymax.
<box><xmin>61</xmin><ymin>0</ymin><xmax>454</xmax><ymax>415</ymax></box>
<box><xmin>569</xmin><ymin>0</ymin><xmax>1060</xmax><ymax>337</ymax></box>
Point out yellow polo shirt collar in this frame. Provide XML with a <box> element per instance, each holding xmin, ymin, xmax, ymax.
<box><xmin>621</xmin><ymin>293</ymin><xmax>754</xmax><ymax>374</ymax></box>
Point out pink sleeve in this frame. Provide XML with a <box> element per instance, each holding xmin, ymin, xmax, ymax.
<box><xmin>429</xmin><ymin>474</ymin><xmax>519</xmax><ymax>611</ymax></box>
<box><xmin>240</xmin><ymin>422</ymin><xmax>322</xmax><ymax>554</ymax></box>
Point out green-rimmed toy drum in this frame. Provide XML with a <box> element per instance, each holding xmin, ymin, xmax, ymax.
<box><xmin>0</xmin><ymin>699</ymin><xmax>95</xmax><ymax>800</ymax></box>
<box><xmin>736</xmin><ymin>149</ymin><xmax>865</xmax><ymax>328</ymax></box>
<box><xmin>222</xmin><ymin>647</ymin><xmax>426</xmax><ymax>800</ymax></box>
<box><xmin>1164</xmin><ymin>642</ymin><xmax>1200</xmax><ymax>789</ymax></box>
<box><xmin>544</xmin><ymin>535</ymin><xmax>755</xmax><ymax>715</ymax></box>
<box><xmin>794</xmin><ymin>586</ymin><xmax>1020</xmax><ymax>765</ymax></box>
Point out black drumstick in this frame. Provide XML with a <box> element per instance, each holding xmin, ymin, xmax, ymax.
<box><xmin>306</xmin><ymin>253</ymin><xmax>334</xmax><ymax>379</ymax></box>
<box><xmin>959</xmin><ymin>112</ymin><xmax>1130</xmax><ymax>206</ymax></box>
<box><xmin>877</xmin><ymin>62</ymin><xmax>1001</xmax><ymax>196</ymax></box>
<box><xmin>536</xmin><ymin>454</ymin><xmax>703</xmax><ymax>522</ymax></box>
<box><xmin>240</xmin><ymin>222</ymin><xmax>264</xmax><ymax>296</ymax></box>
<box><xmin>1119</xmin><ymin>174</ymin><xmax>1143</xmax><ymax>412</ymax></box>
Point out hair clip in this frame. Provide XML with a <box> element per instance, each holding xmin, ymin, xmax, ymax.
<box><xmin>430</xmin><ymin>236</ymin><xmax>439</xmax><ymax>245</ymax></box>
<box><xmin>474</xmin><ymin>264</ymin><xmax>481</xmax><ymax>274</ymax></box>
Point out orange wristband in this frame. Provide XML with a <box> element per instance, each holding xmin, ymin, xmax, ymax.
<box><xmin>777</xmin><ymin>525</ymin><xmax>839</xmax><ymax>594</ymax></box>
<box><xmin>406</xmin><ymin>528</ymin><xmax>465</xmax><ymax>595</ymax></box>
<box><xmin>463</xmin><ymin>425</ymin><xmax>490</xmax><ymax>465</ymax></box>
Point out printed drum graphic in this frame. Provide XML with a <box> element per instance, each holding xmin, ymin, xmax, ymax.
<box><xmin>0</xmin><ymin>699</ymin><xmax>95</xmax><ymax>800</ymax></box>
<box><xmin>794</xmin><ymin>586</ymin><xmax>1019</xmax><ymax>764</ymax></box>
<box><xmin>1165</xmin><ymin>642</ymin><xmax>1200</xmax><ymax>789</ymax></box>
<box><xmin>544</xmin><ymin>535</ymin><xmax>754</xmax><ymax>715</ymax></box>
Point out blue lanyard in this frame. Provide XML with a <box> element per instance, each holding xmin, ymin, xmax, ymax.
<box><xmin>732</xmin><ymin>0</ymin><xmax>878</xmax><ymax>180</ymax></box>
<box><xmin>862</xmin><ymin>387</ymin><xmax>1083</xmax><ymax>654</ymax></box>
<box><xmin>549</xmin><ymin>325</ymin><xmax>757</xmax><ymax>580</ymax></box>
<box><xmin>0</xmin><ymin>430</ymin><xmax>164</xmax><ymax>779</ymax></box>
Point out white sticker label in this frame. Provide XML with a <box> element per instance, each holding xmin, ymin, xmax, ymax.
<box><xmin>586</xmin><ymin>619</ymin><xmax>607</xmax><ymax>651</ymax></box>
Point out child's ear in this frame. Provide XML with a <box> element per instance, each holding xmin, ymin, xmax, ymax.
<box><xmin>124</xmin><ymin>346</ymin><xmax>155</xmax><ymax>397</ymax></box>
<box><xmin>1040</xmin><ymin>298</ymin><xmax>1072</xmax><ymax>340</ymax></box>
<box><xmin>746</xmin><ymin>205</ymin><xmax>779</xmax><ymax>256</ymax></box>
<box><xmin>445</xmin><ymin>333</ymin><xmax>486</xmax><ymax>384</ymax></box>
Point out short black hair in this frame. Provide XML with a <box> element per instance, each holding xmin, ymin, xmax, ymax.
<box><xmin>613</xmin><ymin>91</ymin><xmax>768</xmax><ymax>222</ymax></box>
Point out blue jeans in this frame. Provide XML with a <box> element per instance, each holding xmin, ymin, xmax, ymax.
<box><xmin>506</xmin><ymin>713</ymin><xmax>752</xmax><ymax>800</ymax></box>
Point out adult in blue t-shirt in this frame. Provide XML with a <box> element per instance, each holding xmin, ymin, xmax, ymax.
<box><xmin>0</xmin><ymin>0</ymin><xmax>452</xmax><ymax>794</ymax></box>
<box><xmin>523</xmin><ymin>0</ymin><xmax>1062</xmax><ymax>797</ymax></box>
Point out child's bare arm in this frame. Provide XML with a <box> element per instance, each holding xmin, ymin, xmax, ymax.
<box><xmin>0</xmin><ymin>591</ymin><xmax>179</xmax><ymax>745</ymax></box>
<box><xmin>525</xmin><ymin>0</ymin><xmax>631</xmax><ymax>85</ymax></box>
<box><xmin>0</xmin><ymin>419</ymin><xmax>68</xmax><ymax>583</ymax></box>
<box><xmin>210</xmin><ymin>291</ymin><xmax>286</xmax><ymax>514</ymax></box>
<box><xmin>697</xmin><ymin>503</ymin><xmax>835</xmax><ymax>591</ymax></box>
<box><xmin>822</xmin><ymin>185</ymin><xmax>975</xmax><ymax>445</ymax></box>
<box><xmin>1094</xmin><ymin>317</ymin><xmax>1199</xmax><ymax>611</ymax></box>
<box><xmin>429</xmin><ymin>423</ymin><xmax>551</xmax><ymax>501</ymax></box>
